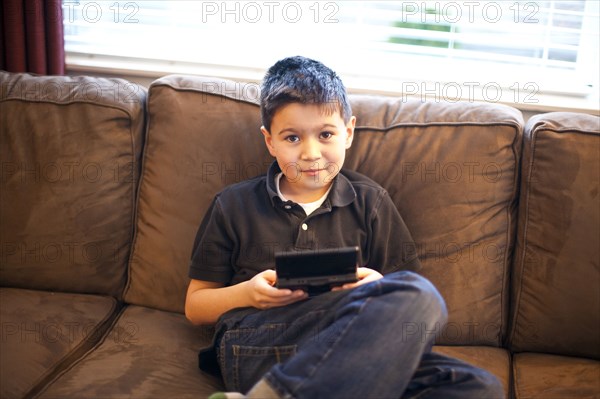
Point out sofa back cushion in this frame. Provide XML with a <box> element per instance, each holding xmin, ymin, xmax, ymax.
<box><xmin>126</xmin><ymin>75</ymin><xmax>523</xmax><ymax>346</ymax></box>
<box><xmin>509</xmin><ymin>112</ymin><xmax>600</xmax><ymax>358</ymax></box>
<box><xmin>0</xmin><ymin>72</ymin><xmax>146</xmax><ymax>297</ymax></box>
<box><xmin>124</xmin><ymin>76</ymin><xmax>269</xmax><ymax>310</ymax></box>
<box><xmin>347</xmin><ymin>96</ymin><xmax>522</xmax><ymax>345</ymax></box>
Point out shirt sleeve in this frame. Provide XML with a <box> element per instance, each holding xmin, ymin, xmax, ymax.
<box><xmin>368</xmin><ymin>190</ymin><xmax>421</xmax><ymax>274</ymax></box>
<box><xmin>189</xmin><ymin>195</ymin><xmax>235</xmax><ymax>283</ymax></box>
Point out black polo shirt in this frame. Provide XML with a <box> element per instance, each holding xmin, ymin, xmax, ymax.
<box><xmin>189</xmin><ymin>162</ymin><xmax>420</xmax><ymax>286</ymax></box>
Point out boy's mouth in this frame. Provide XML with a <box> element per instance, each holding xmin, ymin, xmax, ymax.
<box><xmin>302</xmin><ymin>168</ymin><xmax>324</xmax><ymax>176</ymax></box>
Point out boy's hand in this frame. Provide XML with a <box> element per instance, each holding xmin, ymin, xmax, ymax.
<box><xmin>245</xmin><ymin>269</ymin><xmax>308</xmax><ymax>310</ymax></box>
<box><xmin>331</xmin><ymin>267</ymin><xmax>383</xmax><ymax>291</ymax></box>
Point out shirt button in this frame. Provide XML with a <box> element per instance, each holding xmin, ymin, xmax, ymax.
<box><xmin>284</xmin><ymin>205</ymin><xmax>292</xmax><ymax>210</ymax></box>
<box><xmin>301</xmin><ymin>223</ymin><xmax>308</xmax><ymax>231</ymax></box>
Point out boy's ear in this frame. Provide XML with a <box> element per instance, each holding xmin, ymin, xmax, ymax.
<box><xmin>345</xmin><ymin>116</ymin><xmax>356</xmax><ymax>149</ymax></box>
<box><xmin>261</xmin><ymin>126</ymin><xmax>276</xmax><ymax>157</ymax></box>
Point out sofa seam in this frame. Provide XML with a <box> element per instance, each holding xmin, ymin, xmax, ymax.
<box><xmin>123</xmin><ymin>95</ymin><xmax>141</xmax><ymax>300</ymax></box>
<box><xmin>23</xmin><ymin>298</ymin><xmax>125</xmax><ymax>399</ymax></box>
<box><xmin>114</xmin><ymin>87</ymin><xmax>146</xmax><ymax>301</ymax></box>
<box><xmin>122</xmin><ymin>87</ymin><xmax>152</xmax><ymax>302</ymax></box>
<box><xmin>511</xmin><ymin>354</ymin><xmax>520</xmax><ymax>399</ymax></box>
<box><xmin>0</xmin><ymin>98</ymin><xmax>139</xmax><ymax>121</ymax></box>
<box><xmin>503</xmin><ymin>348</ymin><xmax>515</xmax><ymax>398</ymax></box>
<box><xmin>27</xmin><ymin>302</ymin><xmax>128</xmax><ymax>399</ymax></box>
<box><xmin>508</xmin><ymin>128</ymin><xmax>538</xmax><ymax>351</ymax></box>
<box><xmin>532</xmin><ymin>127</ymin><xmax>600</xmax><ymax>136</ymax></box>
<box><xmin>501</xmin><ymin>122</ymin><xmax>523</xmax><ymax>348</ymax></box>
<box><xmin>354</xmin><ymin>121</ymin><xmax>523</xmax><ymax>131</ymax></box>
<box><xmin>149</xmin><ymin>83</ymin><xmax>261</xmax><ymax>106</ymax></box>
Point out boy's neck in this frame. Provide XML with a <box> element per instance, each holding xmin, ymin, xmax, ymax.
<box><xmin>280</xmin><ymin>177</ymin><xmax>332</xmax><ymax>204</ymax></box>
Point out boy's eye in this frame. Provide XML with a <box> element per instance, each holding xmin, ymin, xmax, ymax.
<box><xmin>285</xmin><ymin>135</ymin><xmax>299</xmax><ymax>143</ymax></box>
<box><xmin>320</xmin><ymin>131</ymin><xmax>333</xmax><ymax>139</ymax></box>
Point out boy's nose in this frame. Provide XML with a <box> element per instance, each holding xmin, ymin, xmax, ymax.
<box><xmin>301</xmin><ymin>140</ymin><xmax>321</xmax><ymax>161</ymax></box>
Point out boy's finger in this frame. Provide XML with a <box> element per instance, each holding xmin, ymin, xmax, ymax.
<box><xmin>262</xmin><ymin>284</ymin><xmax>291</xmax><ymax>296</ymax></box>
<box><xmin>261</xmin><ymin>269</ymin><xmax>277</xmax><ymax>282</ymax></box>
<box><xmin>273</xmin><ymin>289</ymin><xmax>306</xmax><ymax>302</ymax></box>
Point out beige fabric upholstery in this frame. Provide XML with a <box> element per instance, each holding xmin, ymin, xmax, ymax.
<box><xmin>126</xmin><ymin>75</ymin><xmax>523</xmax><ymax>347</ymax></box>
<box><xmin>347</xmin><ymin>95</ymin><xmax>523</xmax><ymax>346</ymax></box>
<box><xmin>0</xmin><ymin>288</ymin><xmax>118</xmax><ymax>398</ymax></box>
<box><xmin>36</xmin><ymin>305</ymin><xmax>223</xmax><ymax>399</ymax></box>
<box><xmin>2</xmin><ymin>70</ymin><xmax>598</xmax><ymax>398</ymax></box>
<box><xmin>509</xmin><ymin>112</ymin><xmax>600</xmax><ymax>359</ymax></box>
<box><xmin>0</xmin><ymin>71</ymin><xmax>146</xmax><ymax>297</ymax></box>
<box><xmin>124</xmin><ymin>76</ymin><xmax>269</xmax><ymax>312</ymax></box>
<box><xmin>433</xmin><ymin>345</ymin><xmax>511</xmax><ymax>397</ymax></box>
<box><xmin>513</xmin><ymin>353</ymin><xmax>600</xmax><ymax>398</ymax></box>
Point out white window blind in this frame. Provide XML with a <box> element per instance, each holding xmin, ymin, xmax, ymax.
<box><xmin>63</xmin><ymin>0</ymin><xmax>599</xmax><ymax>109</ymax></box>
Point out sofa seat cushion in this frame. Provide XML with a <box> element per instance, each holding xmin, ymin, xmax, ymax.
<box><xmin>0</xmin><ymin>288</ymin><xmax>119</xmax><ymax>398</ymax></box>
<box><xmin>35</xmin><ymin>305</ymin><xmax>223</xmax><ymax>398</ymax></box>
<box><xmin>433</xmin><ymin>345</ymin><xmax>511</xmax><ymax>397</ymax></box>
<box><xmin>513</xmin><ymin>353</ymin><xmax>600</xmax><ymax>398</ymax></box>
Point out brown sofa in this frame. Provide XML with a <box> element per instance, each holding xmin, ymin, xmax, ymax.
<box><xmin>1</xmin><ymin>70</ymin><xmax>598</xmax><ymax>399</ymax></box>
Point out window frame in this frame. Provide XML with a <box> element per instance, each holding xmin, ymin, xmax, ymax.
<box><xmin>62</xmin><ymin>0</ymin><xmax>600</xmax><ymax>114</ymax></box>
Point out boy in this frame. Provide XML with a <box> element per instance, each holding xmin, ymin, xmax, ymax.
<box><xmin>185</xmin><ymin>56</ymin><xmax>503</xmax><ymax>398</ymax></box>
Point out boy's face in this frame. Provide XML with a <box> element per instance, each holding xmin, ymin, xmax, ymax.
<box><xmin>261</xmin><ymin>103</ymin><xmax>355</xmax><ymax>203</ymax></box>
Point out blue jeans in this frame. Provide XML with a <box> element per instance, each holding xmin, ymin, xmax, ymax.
<box><xmin>213</xmin><ymin>271</ymin><xmax>504</xmax><ymax>398</ymax></box>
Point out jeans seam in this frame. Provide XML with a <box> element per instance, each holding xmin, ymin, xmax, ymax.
<box><xmin>232</xmin><ymin>344</ymin><xmax>297</xmax><ymax>392</ymax></box>
<box><xmin>404</xmin><ymin>366</ymin><xmax>457</xmax><ymax>399</ymax></box>
<box><xmin>410</xmin><ymin>387</ymin><xmax>433</xmax><ymax>399</ymax></box>
<box><xmin>219</xmin><ymin>331</ymin><xmax>228</xmax><ymax>388</ymax></box>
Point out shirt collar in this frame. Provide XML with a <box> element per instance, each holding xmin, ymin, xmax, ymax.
<box><xmin>266</xmin><ymin>161</ymin><xmax>356</xmax><ymax>208</ymax></box>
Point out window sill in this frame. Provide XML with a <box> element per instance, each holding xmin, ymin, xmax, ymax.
<box><xmin>66</xmin><ymin>53</ymin><xmax>600</xmax><ymax>116</ymax></box>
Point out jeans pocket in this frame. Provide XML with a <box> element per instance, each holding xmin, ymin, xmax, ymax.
<box><xmin>230</xmin><ymin>344</ymin><xmax>297</xmax><ymax>393</ymax></box>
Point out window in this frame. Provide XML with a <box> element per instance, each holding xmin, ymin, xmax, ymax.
<box><xmin>63</xmin><ymin>1</ymin><xmax>599</xmax><ymax>112</ymax></box>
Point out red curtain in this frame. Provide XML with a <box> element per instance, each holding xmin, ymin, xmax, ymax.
<box><xmin>1</xmin><ymin>0</ymin><xmax>65</xmax><ymax>75</ymax></box>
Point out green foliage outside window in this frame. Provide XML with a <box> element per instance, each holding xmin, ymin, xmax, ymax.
<box><xmin>388</xmin><ymin>7</ymin><xmax>457</xmax><ymax>49</ymax></box>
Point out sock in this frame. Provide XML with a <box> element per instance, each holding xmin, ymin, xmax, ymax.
<box><xmin>246</xmin><ymin>378</ymin><xmax>280</xmax><ymax>398</ymax></box>
<box><xmin>207</xmin><ymin>378</ymin><xmax>280</xmax><ymax>399</ymax></box>
<box><xmin>207</xmin><ymin>392</ymin><xmax>245</xmax><ymax>399</ymax></box>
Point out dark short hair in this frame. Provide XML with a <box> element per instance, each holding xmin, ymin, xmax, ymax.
<box><xmin>260</xmin><ymin>56</ymin><xmax>352</xmax><ymax>132</ymax></box>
